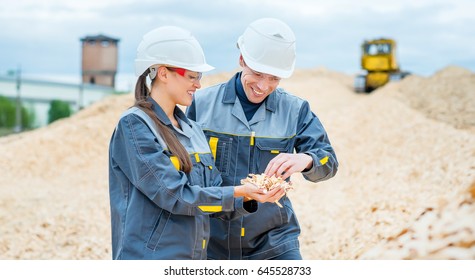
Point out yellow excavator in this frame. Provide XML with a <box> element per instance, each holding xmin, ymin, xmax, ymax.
<box><xmin>354</xmin><ymin>38</ymin><xmax>410</xmax><ymax>93</ymax></box>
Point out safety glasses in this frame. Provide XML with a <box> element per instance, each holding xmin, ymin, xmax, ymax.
<box><xmin>166</xmin><ymin>67</ymin><xmax>202</xmax><ymax>83</ymax></box>
<box><xmin>241</xmin><ymin>60</ymin><xmax>281</xmax><ymax>84</ymax></box>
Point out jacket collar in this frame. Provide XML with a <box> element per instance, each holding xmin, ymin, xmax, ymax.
<box><xmin>222</xmin><ymin>72</ymin><xmax>277</xmax><ymax>113</ymax></box>
<box><xmin>147</xmin><ymin>97</ymin><xmax>192</xmax><ymax>127</ymax></box>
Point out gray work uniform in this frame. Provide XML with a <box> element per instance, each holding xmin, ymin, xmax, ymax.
<box><xmin>109</xmin><ymin>98</ymin><xmax>256</xmax><ymax>259</ymax></box>
<box><xmin>187</xmin><ymin>73</ymin><xmax>338</xmax><ymax>259</ymax></box>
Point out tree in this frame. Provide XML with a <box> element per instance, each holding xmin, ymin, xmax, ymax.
<box><xmin>0</xmin><ymin>95</ymin><xmax>35</xmax><ymax>129</ymax></box>
<box><xmin>48</xmin><ymin>100</ymin><xmax>71</xmax><ymax>124</ymax></box>
<box><xmin>0</xmin><ymin>95</ymin><xmax>16</xmax><ymax>127</ymax></box>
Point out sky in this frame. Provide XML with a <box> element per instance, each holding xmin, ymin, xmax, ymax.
<box><xmin>1</xmin><ymin>0</ymin><xmax>474</xmax><ymax>90</ymax></box>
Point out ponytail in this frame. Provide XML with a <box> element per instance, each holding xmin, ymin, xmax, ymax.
<box><xmin>134</xmin><ymin>69</ymin><xmax>193</xmax><ymax>173</ymax></box>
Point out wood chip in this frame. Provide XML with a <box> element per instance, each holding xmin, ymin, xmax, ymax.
<box><xmin>241</xmin><ymin>173</ymin><xmax>293</xmax><ymax>207</ymax></box>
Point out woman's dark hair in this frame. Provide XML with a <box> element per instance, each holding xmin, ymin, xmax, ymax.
<box><xmin>134</xmin><ymin>68</ymin><xmax>192</xmax><ymax>173</ymax></box>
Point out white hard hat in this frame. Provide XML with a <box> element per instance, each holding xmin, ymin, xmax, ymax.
<box><xmin>135</xmin><ymin>26</ymin><xmax>214</xmax><ymax>76</ymax></box>
<box><xmin>237</xmin><ymin>18</ymin><xmax>296</xmax><ymax>78</ymax></box>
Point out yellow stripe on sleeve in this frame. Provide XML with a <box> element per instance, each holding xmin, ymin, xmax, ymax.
<box><xmin>194</xmin><ymin>153</ymin><xmax>200</xmax><ymax>163</ymax></box>
<box><xmin>241</xmin><ymin>228</ymin><xmax>245</xmax><ymax>237</ymax></box>
<box><xmin>198</xmin><ymin>205</ymin><xmax>223</xmax><ymax>212</ymax></box>
<box><xmin>202</xmin><ymin>239</ymin><xmax>206</xmax><ymax>249</ymax></box>
<box><xmin>319</xmin><ymin>156</ymin><xmax>329</xmax><ymax>165</ymax></box>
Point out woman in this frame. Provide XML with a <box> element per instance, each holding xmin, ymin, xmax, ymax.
<box><xmin>108</xmin><ymin>26</ymin><xmax>283</xmax><ymax>260</ymax></box>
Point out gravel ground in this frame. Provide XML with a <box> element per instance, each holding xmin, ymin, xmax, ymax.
<box><xmin>1</xmin><ymin>66</ymin><xmax>473</xmax><ymax>259</ymax></box>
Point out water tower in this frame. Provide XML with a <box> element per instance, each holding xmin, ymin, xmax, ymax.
<box><xmin>80</xmin><ymin>34</ymin><xmax>119</xmax><ymax>88</ymax></box>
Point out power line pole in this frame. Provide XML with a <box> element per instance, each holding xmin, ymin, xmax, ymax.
<box><xmin>78</xmin><ymin>81</ymin><xmax>84</xmax><ymax>110</ymax></box>
<box><xmin>14</xmin><ymin>65</ymin><xmax>22</xmax><ymax>133</ymax></box>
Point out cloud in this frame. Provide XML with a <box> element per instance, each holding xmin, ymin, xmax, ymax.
<box><xmin>1</xmin><ymin>0</ymin><xmax>474</xmax><ymax>79</ymax></box>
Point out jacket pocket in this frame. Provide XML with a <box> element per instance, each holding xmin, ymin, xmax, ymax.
<box><xmin>255</xmin><ymin>137</ymin><xmax>292</xmax><ymax>173</ymax></box>
<box><xmin>199</xmin><ymin>155</ymin><xmax>221</xmax><ymax>188</ymax></box>
<box><xmin>189</xmin><ymin>156</ymin><xmax>205</xmax><ymax>187</ymax></box>
<box><xmin>146</xmin><ymin>209</ymin><xmax>171</xmax><ymax>250</ymax></box>
<box><xmin>208</xmin><ymin>136</ymin><xmax>233</xmax><ymax>176</ymax></box>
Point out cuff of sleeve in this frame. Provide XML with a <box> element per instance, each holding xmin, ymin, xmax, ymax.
<box><xmin>221</xmin><ymin>186</ymin><xmax>236</xmax><ymax>212</ymax></box>
<box><xmin>302</xmin><ymin>152</ymin><xmax>318</xmax><ymax>175</ymax></box>
<box><xmin>233</xmin><ymin>197</ymin><xmax>258</xmax><ymax>216</ymax></box>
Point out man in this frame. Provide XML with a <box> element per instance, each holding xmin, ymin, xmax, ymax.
<box><xmin>187</xmin><ymin>18</ymin><xmax>338</xmax><ymax>260</ymax></box>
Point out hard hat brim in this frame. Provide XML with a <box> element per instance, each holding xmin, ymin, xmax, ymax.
<box><xmin>185</xmin><ymin>63</ymin><xmax>215</xmax><ymax>73</ymax></box>
<box><xmin>241</xmin><ymin>53</ymin><xmax>294</xmax><ymax>79</ymax></box>
<box><xmin>135</xmin><ymin>60</ymin><xmax>215</xmax><ymax>76</ymax></box>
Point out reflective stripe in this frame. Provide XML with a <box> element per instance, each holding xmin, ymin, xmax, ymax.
<box><xmin>241</xmin><ymin>228</ymin><xmax>245</xmax><ymax>237</ymax></box>
<box><xmin>170</xmin><ymin>156</ymin><xmax>181</xmax><ymax>170</ymax></box>
<box><xmin>270</xmin><ymin>150</ymin><xmax>280</xmax><ymax>154</ymax></box>
<box><xmin>319</xmin><ymin>156</ymin><xmax>329</xmax><ymax>165</ymax></box>
<box><xmin>194</xmin><ymin>153</ymin><xmax>201</xmax><ymax>163</ymax></box>
<box><xmin>250</xmin><ymin>131</ymin><xmax>255</xmax><ymax>146</ymax></box>
<box><xmin>202</xmin><ymin>239</ymin><xmax>206</xmax><ymax>249</ymax></box>
<box><xmin>203</xmin><ymin>129</ymin><xmax>296</xmax><ymax>139</ymax></box>
<box><xmin>208</xmin><ymin>137</ymin><xmax>218</xmax><ymax>161</ymax></box>
<box><xmin>198</xmin><ymin>205</ymin><xmax>223</xmax><ymax>212</ymax></box>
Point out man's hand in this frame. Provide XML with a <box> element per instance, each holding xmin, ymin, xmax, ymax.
<box><xmin>234</xmin><ymin>183</ymin><xmax>285</xmax><ymax>203</ymax></box>
<box><xmin>264</xmin><ymin>153</ymin><xmax>313</xmax><ymax>180</ymax></box>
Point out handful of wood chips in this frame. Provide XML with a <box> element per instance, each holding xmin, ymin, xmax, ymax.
<box><xmin>240</xmin><ymin>173</ymin><xmax>293</xmax><ymax>207</ymax></box>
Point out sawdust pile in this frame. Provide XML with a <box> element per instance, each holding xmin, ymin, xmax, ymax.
<box><xmin>360</xmin><ymin>183</ymin><xmax>475</xmax><ymax>259</ymax></box>
<box><xmin>0</xmin><ymin>66</ymin><xmax>474</xmax><ymax>259</ymax></box>
<box><xmin>384</xmin><ymin>66</ymin><xmax>475</xmax><ymax>132</ymax></box>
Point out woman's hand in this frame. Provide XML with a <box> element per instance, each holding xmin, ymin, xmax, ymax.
<box><xmin>234</xmin><ymin>183</ymin><xmax>285</xmax><ymax>203</ymax></box>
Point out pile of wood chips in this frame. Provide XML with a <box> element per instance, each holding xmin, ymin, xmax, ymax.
<box><xmin>360</xmin><ymin>184</ymin><xmax>475</xmax><ymax>259</ymax></box>
<box><xmin>241</xmin><ymin>173</ymin><xmax>293</xmax><ymax>207</ymax></box>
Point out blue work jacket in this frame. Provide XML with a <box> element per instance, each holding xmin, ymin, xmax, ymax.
<box><xmin>109</xmin><ymin>98</ymin><xmax>255</xmax><ymax>260</ymax></box>
<box><xmin>187</xmin><ymin>73</ymin><xmax>338</xmax><ymax>259</ymax></box>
